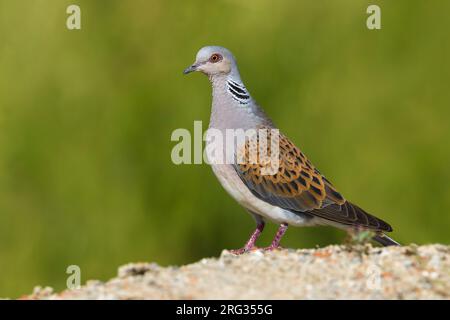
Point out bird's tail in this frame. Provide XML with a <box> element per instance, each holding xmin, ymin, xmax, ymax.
<box><xmin>372</xmin><ymin>233</ymin><xmax>400</xmax><ymax>246</ymax></box>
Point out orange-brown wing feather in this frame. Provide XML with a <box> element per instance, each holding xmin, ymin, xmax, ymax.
<box><xmin>234</xmin><ymin>130</ymin><xmax>345</xmax><ymax>212</ymax></box>
<box><xmin>234</xmin><ymin>129</ymin><xmax>393</xmax><ymax>232</ymax></box>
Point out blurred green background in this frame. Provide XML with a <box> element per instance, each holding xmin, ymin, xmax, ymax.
<box><xmin>0</xmin><ymin>0</ymin><xmax>449</xmax><ymax>297</ymax></box>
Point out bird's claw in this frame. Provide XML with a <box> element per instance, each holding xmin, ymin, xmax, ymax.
<box><xmin>262</xmin><ymin>245</ymin><xmax>284</xmax><ymax>252</ymax></box>
<box><xmin>229</xmin><ymin>246</ymin><xmax>260</xmax><ymax>255</ymax></box>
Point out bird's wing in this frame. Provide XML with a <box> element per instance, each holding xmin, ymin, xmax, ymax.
<box><xmin>233</xmin><ymin>129</ymin><xmax>392</xmax><ymax>232</ymax></box>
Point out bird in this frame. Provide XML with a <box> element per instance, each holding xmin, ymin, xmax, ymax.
<box><xmin>183</xmin><ymin>46</ymin><xmax>399</xmax><ymax>253</ymax></box>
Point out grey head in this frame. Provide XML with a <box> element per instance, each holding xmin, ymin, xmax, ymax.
<box><xmin>183</xmin><ymin>46</ymin><xmax>241</xmax><ymax>80</ymax></box>
<box><xmin>184</xmin><ymin>46</ymin><xmax>273</xmax><ymax>129</ymax></box>
<box><xmin>183</xmin><ymin>46</ymin><xmax>251</xmax><ymax>104</ymax></box>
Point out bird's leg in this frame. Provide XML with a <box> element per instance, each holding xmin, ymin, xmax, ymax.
<box><xmin>230</xmin><ymin>222</ymin><xmax>265</xmax><ymax>255</ymax></box>
<box><xmin>264</xmin><ymin>223</ymin><xmax>288</xmax><ymax>251</ymax></box>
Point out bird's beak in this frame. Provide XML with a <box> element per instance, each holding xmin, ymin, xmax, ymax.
<box><xmin>183</xmin><ymin>63</ymin><xmax>198</xmax><ymax>74</ymax></box>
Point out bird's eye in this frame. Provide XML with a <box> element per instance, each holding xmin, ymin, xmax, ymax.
<box><xmin>209</xmin><ymin>53</ymin><xmax>222</xmax><ymax>63</ymax></box>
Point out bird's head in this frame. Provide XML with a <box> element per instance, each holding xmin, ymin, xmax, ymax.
<box><xmin>183</xmin><ymin>46</ymin><xmax>237</xmax><ymax>77</ymax></box>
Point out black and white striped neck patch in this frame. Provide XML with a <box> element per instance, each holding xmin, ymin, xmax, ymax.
<box><xmin>227</xmin><ymin>79</ymin><xmax>250</xmax><ymax>105</ymax></box>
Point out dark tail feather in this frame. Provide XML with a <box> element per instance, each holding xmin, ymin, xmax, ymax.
<box><xmin>373</xmin><ymin>234</ymin><xmax>400</xmax><ymax>246</ymax></box>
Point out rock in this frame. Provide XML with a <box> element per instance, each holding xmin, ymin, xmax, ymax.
<box><xmin>22</xmin><ymin>244</ymin><xmax>450</xmax><ymax>300</ymax></box>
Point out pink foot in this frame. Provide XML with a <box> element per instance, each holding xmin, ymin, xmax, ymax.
<box><xmin>264</xmin><ymin>223</ymin><xmax>288</xmax><ymax>251</ymax></box>
<box><xmin>229</xmin><ymin>222</ymin><xmax>265</xmax><ymax>255</ymax></box>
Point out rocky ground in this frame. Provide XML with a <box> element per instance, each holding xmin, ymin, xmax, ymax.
<box><xmin>24</xmin><ymin>244</ymin><xmax>449</xmax><ymax>300</ymax></box>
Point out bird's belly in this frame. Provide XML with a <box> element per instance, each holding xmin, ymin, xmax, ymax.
<box><xmin>210</xmin><ymin>164</ymin><xmax>318</xmax><ymax>227</ymax></box>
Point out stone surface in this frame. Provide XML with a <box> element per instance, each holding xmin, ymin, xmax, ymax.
<box><xmin>22</xmin><ymin>244</ymin><xmax>450</xmax><ymax>300</ymax></box>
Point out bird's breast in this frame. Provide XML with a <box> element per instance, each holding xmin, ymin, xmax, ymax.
<box><xmin>209</xmin><ymin>163</ymin><xmax>318</xmax><ymax>226</ymax></box>
<box><xmin>210</xmin><ymin>164</ymin><xmax>250</xmax><ymax>205</ymax></box>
